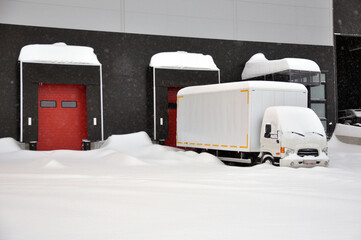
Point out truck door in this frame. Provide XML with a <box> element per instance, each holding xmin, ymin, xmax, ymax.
<box><xmin>38</xmin><ymin>83</ymin><xmax>88</xmax><ymax>150</ymax></box>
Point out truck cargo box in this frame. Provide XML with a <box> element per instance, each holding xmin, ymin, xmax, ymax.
<box><xmin>176</xmin><ymin>81</ymin><xmax>307</xmax><ymax>152</ymax></box>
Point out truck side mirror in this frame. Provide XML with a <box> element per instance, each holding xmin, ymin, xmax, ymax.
<box><xmin>264</xmin><ymin>124</ymin><xmax>271</xmax><ymax>138</ymax></box>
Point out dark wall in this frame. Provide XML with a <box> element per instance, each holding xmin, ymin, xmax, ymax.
<box><xmin>336</xmin><ymin>36</ymin><xmax>361</xmax><ymax>110</ymax></box>
<box><xmin>334</xmin><ymin>0</ymin><xmax>361</xmax><ymax>112</ymax></box>
<box><xmin>0</xmin><ymin>23</ymin><xmax>336</xmax><ymax>140</ymax></box>
<box><xmin>334</xmin><ymin>0</ymin><xmax>361</xmax><ymax>35</ymax></box>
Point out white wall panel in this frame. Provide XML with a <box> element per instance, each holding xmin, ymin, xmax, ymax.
<box><xmin>238</xmin><ymin>0</ymin><xmax>331</xmax><ymax>9</ymax></box>
<box><xmin>0</xmin><ymin>0</ymin><xmax>333</xmax><ymax>46</ymax></box>
<box><xmin>0</xmin><ymin>0</ymin><xmax>122</xmax><ymax>32</ymax></box>
<box><xmin>235</xmin><ymin>0</ymin><xmax>332</xmax><ymax>45</ymax></box>
<box><xmin>125</xmin><ymin>0</ymin><xmax>234</xmax><ymax>19</ymax></box>
<box><xmin>6</xmin><ymin>0</ymin><xmax>120</xmax><ymax>10</ymax></box>
<box><xmin>124</xmin><ymin>0</ymin><xmax>234</xmax><ymax>39</ymax></box>
<box><xmin>126</xmin><ymin>13</ymin><xmax>234</xmax><ymax>40</ymax></box>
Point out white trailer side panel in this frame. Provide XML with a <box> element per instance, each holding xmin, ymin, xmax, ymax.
<box><xmin>177</xmin><ymin>88</ymin><xmax>250</xmax><ymax>151</ymax></box>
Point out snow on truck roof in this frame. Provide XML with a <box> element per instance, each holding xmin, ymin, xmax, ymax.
<box><xmin>149</xmin><ymin>51</ymin><xmax>219</xmax><ymax>71</ymax></box>
<box><xmin>241</xmin><ymin>53</ymin><xmax>320</xmax><ymax>80</ymax></box>
<box><xmin>268</xmin><ymin>106</ymin><xmax>325</xmax><ymax>134</ymax></box>
<box><xmin>18</xmin><ymin>42</ymin><xmax>101</xmax><ymax>66</ymax></box>
<box><xmin>178</xmin><ymin>81</ymin><xmax>307</xmax><ymax>96</ymax></box>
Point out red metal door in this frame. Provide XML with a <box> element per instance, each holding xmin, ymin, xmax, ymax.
<box><xmin>165</xmin><ymin>87</ymin><xmax>182</xmax><ymax>147</ymax></box>
<box><xmin>38</xmin><ymin>83</ymin><xmax>87</xmax><ymax>150</ymax></box>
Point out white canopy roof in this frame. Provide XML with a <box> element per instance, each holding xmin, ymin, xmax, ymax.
<box><xmin>149</xmin><ymin>51</ymin><xmax>219</xmax><ymax>71</ymax></box>
<box><xmin>242</xmin><ymin>53</ymin><xmax>320</xmax><ymax>80</ymax></box>
<box><xmin>18</xmin><ymin>42</ymin><xmax>101</xmax><ymax>66</ymax></box>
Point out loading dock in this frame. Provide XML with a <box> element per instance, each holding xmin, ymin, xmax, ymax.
<box><xmin>18</xmin><ymin>43</ymin><xmax>103</xmax><ymax>150</ymax></box>
<box><xmin>149</xmin><ymin>51</ymin><xmax>220</xmax><ymax>146</ymax></box>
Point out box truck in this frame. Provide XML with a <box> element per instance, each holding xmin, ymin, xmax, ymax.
<box><xmin>176</xmin><ymin>81</ymin><xmax>329</xmax><ymax>167</ymax></box>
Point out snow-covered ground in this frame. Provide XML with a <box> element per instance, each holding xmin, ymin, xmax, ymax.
<box><xmin>0</xmin><ymin>129</ymin><xmax>361</xmax><ymax>240</ymax></box>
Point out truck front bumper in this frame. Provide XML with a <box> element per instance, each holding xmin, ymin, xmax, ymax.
<box><xmin>280</xmin><ymin>153</ymin><xmax>329</xmax><ymax>168</ymax></box>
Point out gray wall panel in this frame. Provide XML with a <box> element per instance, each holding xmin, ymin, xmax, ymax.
<box><xmin>0</xmin><ymin>0</ymin><xmax>333</xmax><ymax>46</ymax></box>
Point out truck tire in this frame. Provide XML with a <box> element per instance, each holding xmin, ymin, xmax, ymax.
<box><xmin>261</xmin><ymin>154</ymin><xmax>274</xmax><ymax>165</ymax></box>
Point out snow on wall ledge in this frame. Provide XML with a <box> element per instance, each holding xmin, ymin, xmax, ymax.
<box><xmin>149</xmin><ymin>51</ymin><xmax>219</xmax><ymax>71</ymax></box>
<box><xmin>333</xmin><ymin>124</ymin><xmax>361</xmax><ymax>145</ymax></box>
<box><xmin>18</xmin><ymin>42</ymin><xmax>101</xmax><ymax>65</ymax></box>
<box><xmin>242</xmin><ymin>53</ymin><xmax>321</xmax><ymax>80</ymax></box>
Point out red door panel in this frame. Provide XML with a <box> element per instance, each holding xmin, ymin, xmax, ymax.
<box><xmin>38</xmin><ymin>83</ymin><xmax>87</xmax><ymax>150</ymax></box>
<box><xmin>165</xmin><ymin>87</ymin><xmax>182</xmax><ymax>147</ymax></box>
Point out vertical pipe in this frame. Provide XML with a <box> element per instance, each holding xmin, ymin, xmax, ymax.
<box><xmin>153</xmin><ymin>67</ymin><xmax>157</xmax><ymax>140</ymax></box>
<box><xmin>218</xmin><ymin>69</ymin><xmax>221</xmax><ymax>83</ymax></box>
<box><xmin>100</xmin><ymin>65</ymin><xmax>104</xmax><ymax>141</ymax></box>
<box><xmin>20</xmin><ymin>61</ymin><xmax>23</xmax><ymax>142</ymax></box>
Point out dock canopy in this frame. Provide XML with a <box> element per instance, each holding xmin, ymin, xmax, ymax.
<box><xmin>18</xmin><ymin>43</ymin><xmax>104</xmax><ymax>143</ymax></box>
<box><xmin>18</xmin><ymin>42</ymin><xmax>101</xmax><ymax>66</ymax></box>
<box><xmin>149</xmin><ymin>51</ymin><xmax>220</xmax><ymax>141</ymax></box>
<box><xmin>149</xmin><ymin>51</ymin><xmax>219</xmax><ymax>71</ymax></box>
<box><xmin>242</xmin><ymin>53</ymin><xmax>321</xmax><ymax>86</ymax></box>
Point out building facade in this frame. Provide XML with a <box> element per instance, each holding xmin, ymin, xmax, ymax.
<box><xmin>0</xmin><ymin>0</ymin><xmax>359</xmax><ymax>146</ymax></box>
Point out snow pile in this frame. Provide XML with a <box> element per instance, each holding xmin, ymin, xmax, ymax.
<box><xmin>101</xmin><ymin>131</ymin><xmax>153</xmax><ymax>154</ymax></box>
<box><xmin>242</xmin><ymin>53</ymin><xmax>320</xmax><ymax>79</ymax></box>
<box><xmin>101</xmin><ymin>131</ymin><xmax>222</xmax><ymax>166</ymax></box>
<box><xmin>149</xmin><ymin>51</ymin><xmax>219</xmax><ymax>71</ymax></box>
<box><xmin>333</xmin><ymin>123</ymin><xmax>361</xmax><ymax>138</ymax></box>
<box><xmin>328</xmin><ymin>125</ymin><xmax>361</xmax><ymax>170</ymax></box>
<box><xmin>0</xmin><ymin>137</ymin><xmax>21</xmax><ymax>153</ymax></box>
<box><xmin>42</xmin><ymin>158</ymin><xmax>67</xmax><ymax>169</ymax></box>
<box><xmin>18</xmin><ymin>43</ymin><xmax>101</xmax><ymax>66</ymax></box>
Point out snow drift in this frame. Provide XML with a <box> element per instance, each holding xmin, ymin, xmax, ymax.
<box><xmin>0</xmin><ymin>129</ymin><xmax>361</xmax><ymax>240</ymax></box>
<box><xmin>0</xmin><ymin>137</ymin><xmax>21</xmax><ymax>153</ymax></box>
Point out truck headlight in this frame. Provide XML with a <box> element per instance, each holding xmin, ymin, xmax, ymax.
<box><xmin>322</xmin><ymin>147</ymin><xmax>328</xmax><ymax>155</ymax></box>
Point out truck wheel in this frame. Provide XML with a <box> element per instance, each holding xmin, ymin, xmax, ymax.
<box><xmin>262</xmin><ymin>155</ymin><xmax>274</xmax><ymax>165</ymax></box>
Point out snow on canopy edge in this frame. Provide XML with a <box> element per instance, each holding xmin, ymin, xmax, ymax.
<box><xmin>149</xmin><ymin>51</ymin><xmax>219</xmax><ymax>71</ymax></box>
<box><xmin>178</xmin><ymin>80</ymin><xmax>307</xmax><ymax>96</ymax></box>
<box><xmin>242</xmin><ymin>53</ymin><xmax>320</xmax><ymax>80</ymax></box>
<box><xmin>18</xmin><ymin>43</ymin><xmax>101</xmax><ymax>66</ymax></box>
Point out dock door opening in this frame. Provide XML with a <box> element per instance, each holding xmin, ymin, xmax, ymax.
<box><xmin>165</xmin><ymin>87</ymin><xmax>182</xmax><ymax>147</ymax></box>
<box><xmin>37</xmin><ymin>83</ymin><xmax>87</xmax><ymax>150</ymax></box>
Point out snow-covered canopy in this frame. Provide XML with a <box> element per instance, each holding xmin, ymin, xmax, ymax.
<box><xmin>18</xmin><ymin>42</ymin><xmax>101</xmax><ymax>66</ymax></box>
<box><xmin>242</xmin><ymin>53</ymin><xmax>320</xmax><ymax>80</ymax></box>
<box><xmin>149</xmin><ymin>51</ymin><xmax>219</xmax><ymax>71</ymax></box>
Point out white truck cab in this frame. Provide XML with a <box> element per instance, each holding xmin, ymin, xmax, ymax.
<box><xmin>261</xmin><ymin>106</ymin><xmax>329</xmax><ymax>167</ymax></box>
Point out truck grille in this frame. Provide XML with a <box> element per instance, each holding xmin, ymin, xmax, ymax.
<box><xmin>297</xmin><ymin>148</ymin><xmax>319</xmax><ymax>157</ymax></box>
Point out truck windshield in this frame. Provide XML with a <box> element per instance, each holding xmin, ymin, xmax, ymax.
<box><xmin>277</xmin><ymin>107</ymin><xmax>325</xmax><ymax>136</ymax></box>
